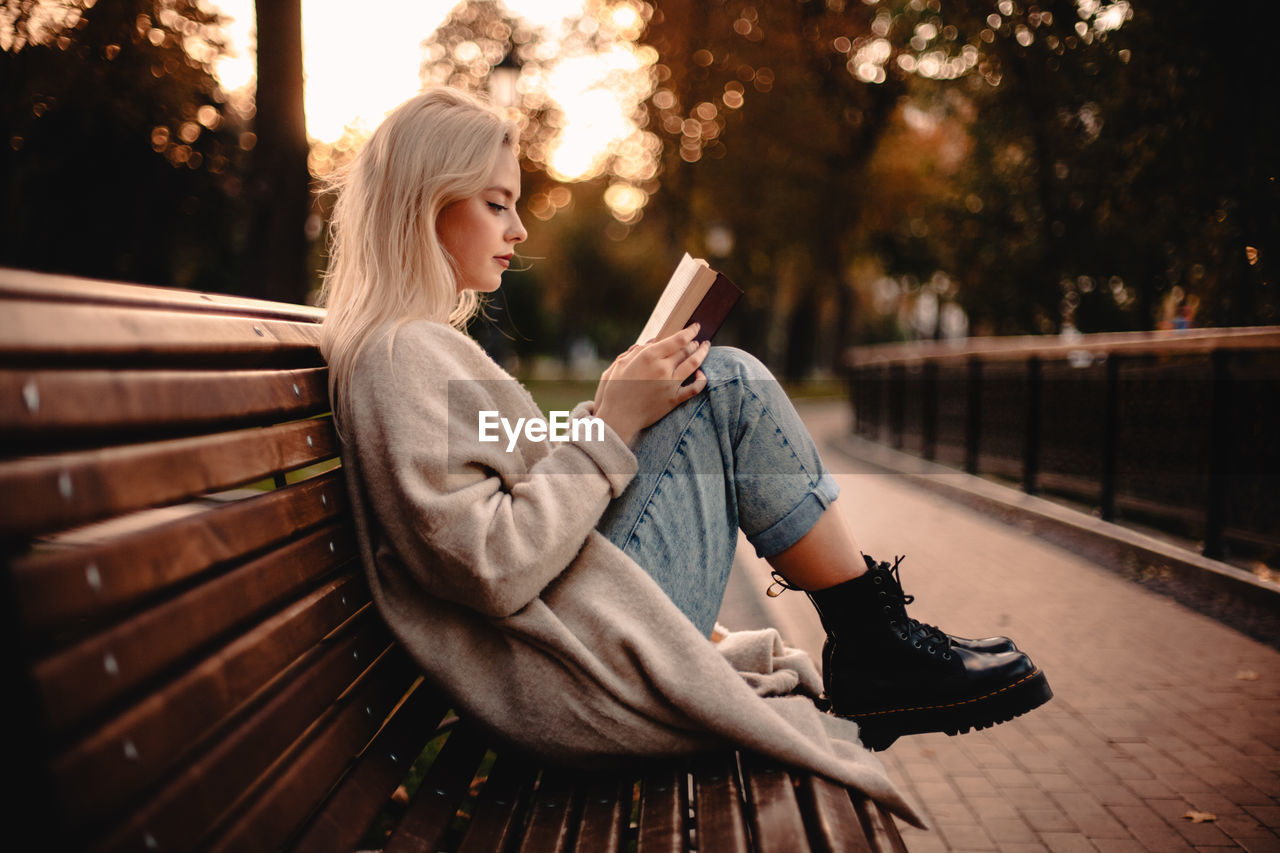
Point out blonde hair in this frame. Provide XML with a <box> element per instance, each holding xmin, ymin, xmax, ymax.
<box><xmin>319</xmin><ymin>87</ymin><xmax>517</xmax><ymax>429</ymax></box>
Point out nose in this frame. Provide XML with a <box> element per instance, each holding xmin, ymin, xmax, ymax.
<box><xmin>508</xmin><ymin>211</ymin><xmax>527</xmax><ymax>245</ymax></box>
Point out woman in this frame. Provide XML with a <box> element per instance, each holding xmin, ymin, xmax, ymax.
<box><xmin>320</xmin><ymin>88</ymin><xmax>1049</xmax><ymax>822</ymax></box>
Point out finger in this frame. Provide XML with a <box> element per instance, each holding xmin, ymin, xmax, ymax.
<box><xmin>648</xmin><ymin>323</ymin><xmax>701</xmax><ymax>358</ymax></box>
<box><xmin>678</xmin><ymin>370</ymin><xmax>707</xmax><ymax>402</ymax></box>
<box><xmin>654</xmin><ymin>334</ymin><xmax>706</xmax><ymax>373</ymax></box>
<box><xmin>673</xmin><ymin>339</ymin><xmax>709</xmax><ymax>381</ymax></box>
<box><xmin>607</xmin><ymin>344</ymin><xmax>640</xmax><ymax>373</ymax></box>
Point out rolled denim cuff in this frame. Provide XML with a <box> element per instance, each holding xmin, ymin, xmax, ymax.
<box><xmin>748</xmin><ymin>472</ymin><xmax>840</xmax><ymax>558</ymax></box>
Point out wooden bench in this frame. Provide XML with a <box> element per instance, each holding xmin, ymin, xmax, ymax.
<box><xmin>1</xmin><ymin>270</ymin><xmax>908</xmax><ymax>852</ymax></box>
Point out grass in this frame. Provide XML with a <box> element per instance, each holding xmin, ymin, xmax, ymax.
<box><xmin>521</xmin><ymin>379</ymin><xmax>598</xmax><ymax>415</ymax></box>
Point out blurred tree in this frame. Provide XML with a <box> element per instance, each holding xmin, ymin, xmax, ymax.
<box><xmin>850</xmin><ymin>0</ymin><xmax>1110</xmax><ymax>335</ymax></box>
<box><xmin>1081</xmin><ymin>0</ymin><xmax>1277</xmax><ymax>328</ymax></box>
<box><xmin>637</xmin><ymin>0</ymin><xmax>934</xmax><ymax>376</ymax></box>
<box><xmin>641</xmin><ymin>0</ymin><xmax>1278</xmax><ymax>343</ymax></box>
<box><xmin>0</xmin><ymin>0</ymin><xmax>249</xmax><ymax>292</ymax></box>
<box><xmin>874</xmin><ymin>0</ymin><xmax>1278</xmax><ymax>333</ymax></box>
<box><xmin>244</xmin><ymin>0</ymin><xmax>310</xmax><ymax>304</ymax></box>
<box><xmin>412</xmin><ymin>0</ymin><xmax>1277</xmax><ymax>367</ymax></box>
<box><xmin>413</xmin><ymin>0</ymin><xmax>958</xmax><ymax>373</ymax></box>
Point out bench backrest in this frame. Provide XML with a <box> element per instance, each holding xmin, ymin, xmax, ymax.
<box><xmin>2</xmin><ymin>270</ymin><xmax>910</xmax><ymax>853</ymax></box>
<box><xmin>1</xmin><ymin>271</ymin><xmax>449</xmax><ymax>852</ymax></box>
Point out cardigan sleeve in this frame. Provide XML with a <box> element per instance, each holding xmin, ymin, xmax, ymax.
<box><xmin>346</xmin><ymin>322</ymin><xmax>639</xmax><ymax>618</ymax></box>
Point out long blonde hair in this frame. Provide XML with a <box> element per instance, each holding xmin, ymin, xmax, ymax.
<box><xmin>319</xmin><ymin>87</ymin><xmax>517</xmax><ymax>428</ymax></box>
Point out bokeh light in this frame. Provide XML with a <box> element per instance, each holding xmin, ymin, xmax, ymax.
<box><xmin>542</xmin><ymin>43</ymin><xmax>656</xmax><ymax>182</ymax></box>
<box><xmin>602</xmin><ymin>182</ymin><xmax>647</xmax><ymax>223</ymax></box>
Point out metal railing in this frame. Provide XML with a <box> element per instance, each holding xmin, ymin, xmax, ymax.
<box><xmin>845</xmin><ymin>327</ymin><xmax>1280</xmax><ymax>561</ymax></box>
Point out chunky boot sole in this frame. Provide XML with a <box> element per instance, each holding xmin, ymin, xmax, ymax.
<box><xmin>840</xmin><ymin>667</ymin><xmax>1054</xmax><ymax>751</ymax></box>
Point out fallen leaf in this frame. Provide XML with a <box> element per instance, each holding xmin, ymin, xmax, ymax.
<box><xmin>1183</xmin><ymin>810</ymin><xmax>1217</xmax><ymax>823</ymax></box>
<box><xmin>1237</xmin><ymin>670</ymin><xmax>1260</xmax><ymax>681</ymax></box>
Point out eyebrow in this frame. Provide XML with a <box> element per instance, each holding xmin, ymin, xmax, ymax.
<box><xmin>486</xmin><ymin>186</ymin><xmax>518</xmax><ymax>202</ymax></box>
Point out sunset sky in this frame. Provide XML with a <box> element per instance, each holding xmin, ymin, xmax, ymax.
<box><xmin>210</xmin><ymin>0</ymin><xmax>624</xmax><ymax>152</ymax></box>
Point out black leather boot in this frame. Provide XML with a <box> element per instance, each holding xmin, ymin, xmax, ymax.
<box><xmin>858</xmin><ymin>554</ymin><xmax>1018</xmax><ymax>654</ymax></box>
<box><xmin>800</xmin><ymin>555</ymin><xmax>1052</xmax><ymax>750</ymax></box>
<box><xmin>768</xmin><ymin>554</ymin><xmax>1018</xmax><ymax>653</ymax></box>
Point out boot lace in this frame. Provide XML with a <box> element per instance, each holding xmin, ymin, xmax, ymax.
<box><xmin>768</xmin><ymin>557</ymin><xmax>953</xmax><ymax>659</ymax></box>
<box><xmin>879</xmin><ymin>556</ymin><xmax>952</xmax><ymax>654</ymax></box>
<box><xmin>766</xmin><ymin>572</ymin><xmax>798</xmax><ymax>597</ymax></box>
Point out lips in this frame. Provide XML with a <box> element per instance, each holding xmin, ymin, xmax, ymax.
<box><xmin>495</xmin><ymin>255</ymin><xmax>512</xmax><ymax>269</ymax></box>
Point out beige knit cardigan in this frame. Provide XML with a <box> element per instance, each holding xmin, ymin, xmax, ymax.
<box><xmin>338</xmin><ymin>319</ymin><xmax>924</xmax><ymax>827</ymax></box>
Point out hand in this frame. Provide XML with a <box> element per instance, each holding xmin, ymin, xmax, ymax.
<box><xmin>593</xmin><ymin>324</ymin><xmax>710</xmax><ymax>445</ymax></box>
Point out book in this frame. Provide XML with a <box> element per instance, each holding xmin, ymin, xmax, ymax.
<box><xmin>635</xmin><ymin>253</ymin><xmax>743</xmax><ymax>347</ymax></box>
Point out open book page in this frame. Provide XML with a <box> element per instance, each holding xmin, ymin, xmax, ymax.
<box><xmin>635</xmin><ymin>253</ymin><xmax>706</xmax><ymax>345</ymax></box>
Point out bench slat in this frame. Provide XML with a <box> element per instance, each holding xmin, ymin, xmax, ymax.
<box><xmin>517</xmin><ymin>768</ymin><xmax>580</xmax><ymax>853</ymax></box>
<box><xmin>0</xmin><ymin>268</ymin><xmax>326</xmax><ymax>322</ymax></box>
<box><xmin>89</xmin><ymin>620</ymin><xmax>401</xmax><ymax>853</ymax></box>
<box><xmin>0</xmin><ymin>418</ymin><xmax>338</xmax><ymax>538</ymax></box>
<box><xmin>14</xmin><ymin>472</ymin><xmax>345</xmax><ymax>632</ymax></box>
<box><xmin>636</xmin><ymin>766</ymin><xmax>686</xmax><ymax>853</ymax></box>
<box><xmin>570</xmin><ymin>774</ymin><xmax>631</xmax><ymax>853</ymax></box>
<box><xmin>52</xmin><ymin>572</ymin><xmax>369</xmax><ymax>826</ymax></box>
<box><xmin>200</xmin><ymin>647</ymin><xmax>420</xmax><ymax>853</ymax></box>
<box><xmin>290</xmin><ymin>682</ymin><xmax>454</xmax><ymax>853</ymax></box>
<box><xmin>0</xmin><ymin>300</ymin><xmax>323</xmax><ymax>364</ymax></box>
<box><xmin>742</xmin><ymin>757</ymin><xmax>813</xmax><ymax>853</ymax></box>
<box><xmin>797</xmin><ymin>773</ymin><xmax>876</xmax><ymax>853</ymax></box>
<box><xmin>455</xmin><ymin>753</ymin><xmax>539</xmax><ymax>853</ymax></box>
<box><xmin>877</xmin><ymin>803</ymin><xmax>909</xmax><ymax>852</ymax></box>
<box><xmin>0</xmin><ymin>367</ymin><xmax>329</xmax><ymax>437</ymax></box>
<box><xmin>863</xmin><ymin>801</ymin><xmax>910</xmax><ymax>853</ymax></box>
<box><xmin>382</xmin><ymin>724</ymin><xmax>492</xmax><ymax>853</ymax></box>
<box><xmin>36</xmin><ymin>523</ymin><xmax>356</xmax><ymax>735</ymax></box>
<box><xmin>692</xmin><ymin>754</ymin><xmax>750</xmax><ymax>850</ymax></box>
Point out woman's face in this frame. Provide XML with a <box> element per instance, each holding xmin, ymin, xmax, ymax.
<box><xmin>437</xmin><ymin>146</ymin><xmax>527</xmax><ymax>294</ymax></box>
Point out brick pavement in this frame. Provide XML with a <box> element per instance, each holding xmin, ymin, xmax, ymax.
<box><xmin>720</xmin><ymin>399</ymin><xmax>1280</xmax><ymax>852</ymax></box>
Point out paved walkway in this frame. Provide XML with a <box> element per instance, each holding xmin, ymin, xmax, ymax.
<box><xmin>720</xmin><ymin>399</ymin><xmax>1280</xmax><ymax>852</ymax></box>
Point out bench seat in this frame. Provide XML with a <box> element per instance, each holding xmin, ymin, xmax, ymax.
<box><xmin>0</xmin><ymin>270</ymin><xmax>907</xmax><ymax>852</ymax></box>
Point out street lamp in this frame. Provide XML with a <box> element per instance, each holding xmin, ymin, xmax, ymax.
<box><xmin>489</xmin><ymin>50</ymin><xmax>522</xmax><ymax>109</ymax></box>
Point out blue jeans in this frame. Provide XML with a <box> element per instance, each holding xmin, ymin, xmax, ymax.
<box><xmin>596</xmin><ymin>347</ymin><xmax>839</xmax><ymax>636</ymax></box>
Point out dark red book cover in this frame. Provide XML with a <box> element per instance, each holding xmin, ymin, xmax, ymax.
<box><xmin>685</xmin><ymin>273</ymin><xmax>742</xmax><ymax>345</ymax></box>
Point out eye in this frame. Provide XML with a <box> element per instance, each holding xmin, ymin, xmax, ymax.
<box><xmin>486</xmin><ymin>201</ymin><xmax>508</xmax><ymax>213</ymax></box>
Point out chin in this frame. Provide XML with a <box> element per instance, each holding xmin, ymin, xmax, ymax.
<box><xmin>461</xmin><ymin>278</ymin><xmax>503</xmax><ymax>295</ymax></box>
